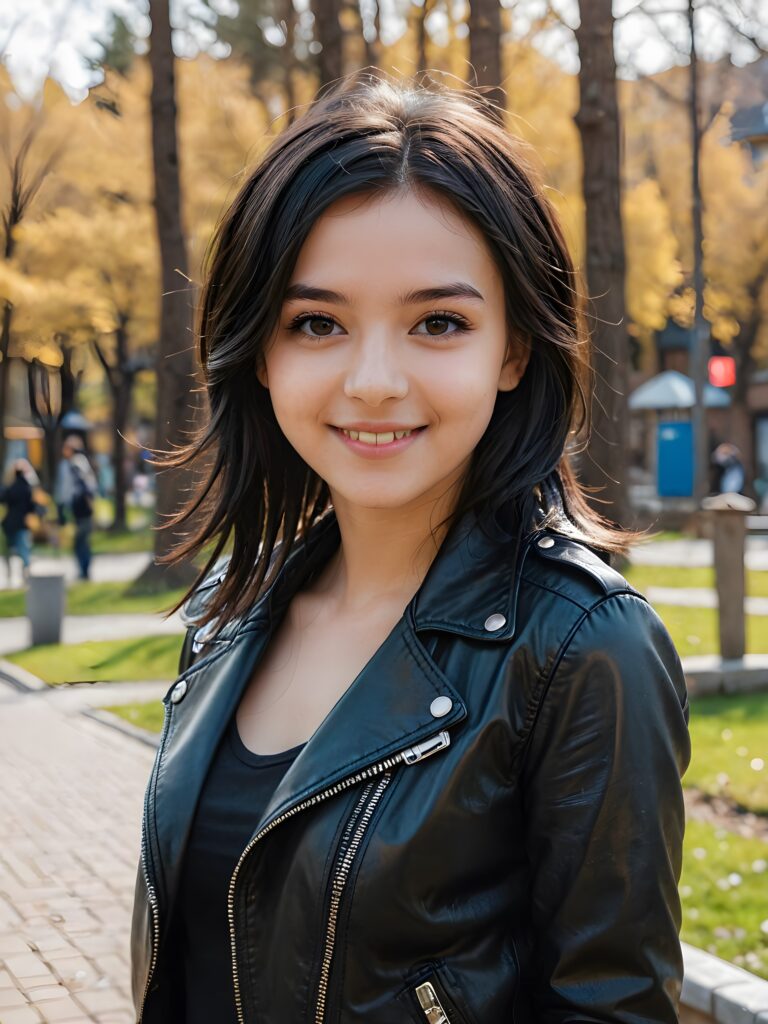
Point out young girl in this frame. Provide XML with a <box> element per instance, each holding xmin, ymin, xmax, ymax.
<box><xmin>131</xmin><ymin>72</ymin><xmax>691</xmax><ymax>1024</ymax></box>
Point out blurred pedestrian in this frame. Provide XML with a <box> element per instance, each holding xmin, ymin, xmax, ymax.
<box><xmin>55</xmin><ymin>435</ymin><xmax>98</xmax><ymax>580</ymax></box>
<box><xmin>711</xmin><ymin>442</ymin><xmax>746</xmax><ymax>495</ymax></box>
<box><xmin>0</xmin><ymin>459</ymin><xmax>40</xmax><ymax>585</ymax></box>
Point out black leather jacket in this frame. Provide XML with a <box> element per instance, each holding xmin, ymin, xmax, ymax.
<box><xmin>130</xmin><ymin>506</ymin><xmax>691</xmax><ymax>1024</ymax></box>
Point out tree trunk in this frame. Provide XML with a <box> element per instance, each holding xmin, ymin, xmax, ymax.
<box><xmin>468</xmin><ymin>0</ymin><xmax>504</xmax><ymax>118</ymax></box>
<box><xmin>0</xmin><ymin>117</ymin><xmax>62</xmax><ymax>475</ymax></box>
<box><xmin>93</xmin><ymin>316</ymin><xmax>133</xmax><ymax>532</ymax></box>
<box><xmin>112</xmin><ymin>373</ymin><xmax>131</xmax><ymax>532</ymax></box>
<box><xmin>143</xmin><ymin>0</ymin><xmax>202</xmax><ymax>589</ymax></box>
<box><xmin>730</xmin><ymin>293</ymin><xmax>763</xmax><ymax>493</ymax></box>
<box><xmin>113</xmin><ymin>316</ymin><xmax>131</xmax><ymax>533</ymax></box>
<box><xmin>373</xmin><ymin>0</ymin><xmax>381</xmax><ymax>54</ymax></box>
<box><xmin>0</xmin><ymin>211</ymin><xmax>18</xmax><ymax>477</ymax></box>
<box><xmin>573</xmin><ymin>0</ymin><xmax>629</xmax><ymax>527</ymax></box>
<box><xmin>363</xmin><ymin>0</ymin><xmax>379</xmax><ymax>69</ymax></box>
<box><xmin>281</xmin><ymin>0</ymin><xmax>299</xmax><ymax>125</ymax></box>
<box><xmin>314</xmin><ymin>0</ymin><xmax>344</xmax><ymax>88</ymax></box>
<box><xmin>0</xmin><ymin>302</ymin><xmax>12</xmax><ymax>475</ymax></box>
<box><xmin>416</xmin><ymin>0</ymin><xmax>429</xmax><ymax>73</ymax></box>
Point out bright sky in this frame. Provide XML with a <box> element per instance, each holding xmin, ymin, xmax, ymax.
<box><xmin>0</xmin><ymin>0</ymin><xmax>765</xmax><ymax>104</ymax></box>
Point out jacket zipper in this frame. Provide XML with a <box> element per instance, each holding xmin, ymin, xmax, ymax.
<box><xmin>136</xmin><ymin>699</ymin><xmax>173</xmax><ymax>1024</ymax></box>
<box><xmin>227</xmin><ymin>728</ymin><xmax>451</xmax><ymax>1024</ymax></box>
<box><xmin>313</xmin><ymin>773</ymin><xmax>393</xmax><ymax>1022</ymax></box>
<box><xmin>415</xmin><ymin>980</ymin><xmax>450</xmax><ymax>1023</ymax></box>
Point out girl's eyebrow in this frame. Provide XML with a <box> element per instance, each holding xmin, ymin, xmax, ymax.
<box><xmin>282</xmin><ymin>282</ymin><xmax>485</xmax><ymax>305</ymax></box>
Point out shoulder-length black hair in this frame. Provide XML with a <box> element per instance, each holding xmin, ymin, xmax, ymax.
<box><xmin>157</xmin><ymin>69</ymin><xmax>642</xmax><ymax>631</ymax></box>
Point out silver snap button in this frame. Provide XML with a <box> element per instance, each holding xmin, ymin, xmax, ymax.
<box><xmin>484</xmin><ymin>613</ymin><xmax>506</xmax><ymax>632</ymax></box>
<box><xmin>538</xmin><ymin>535</ymin><xmax>555</xmax><ymax>549</ymax></box>
<box><xmin>430</xmin><ymin>696</ymin><xmax>453</xmax><ymax>718</ymax></box>
<box><xmin>170</xmin><ymin>679</ymin><xmax>188</xmax><ymax>704</ymax></box>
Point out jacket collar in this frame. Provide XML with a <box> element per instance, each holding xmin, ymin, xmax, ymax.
<box><xmin>249</xmin><ymin>499</ymin><xmax>546</xmax><ymax>645</ymax></box>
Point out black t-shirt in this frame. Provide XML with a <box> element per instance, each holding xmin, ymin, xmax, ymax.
<box><xmin>178</xmin><ymin>713</ymin><xmax>306</xmax><ymax>1022</ymax></box>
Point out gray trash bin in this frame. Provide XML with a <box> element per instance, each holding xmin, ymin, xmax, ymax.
<box><xmin>26</xmin><ymin>570</ymin><xmax>67</xmax><ymax>646</ymax></box>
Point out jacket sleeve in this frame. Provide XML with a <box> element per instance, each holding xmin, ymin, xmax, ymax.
<box><xmin>519</xmin><ymin>592</ymin><xmax>691</xmax><ymax>1024</ymax></box>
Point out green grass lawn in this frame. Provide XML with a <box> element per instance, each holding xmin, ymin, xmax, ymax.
<box><xmin>33</xmin><ymin>525</ymin><xmax>154</xmax><ymax>556</ymax></box>
<box><xmin>104</xmin><ymin>700</ymin><xmax>165</xmax><ymax>733</ymax></box>
<box><xmin>686</xmin><ymin>692</ymin><xmax>768</xmax><ymax>814</ymax></box>
<box><xmin>5</xmin><ymin>634</ymin><xmax>183</xmax><ymax>683</ymax></box>
<box><xmin>681</xmin><ymin>819</ymin><xmax>768</xmax><ymax>979</ymax></box>
<box><xmin>0</xmin><ymin>581</ymin><xmax>188</xmax><ymax>619</ymax></box>
<box><xmin>90</xmin><ymin>528</ymin><xmax>155</xmax><ymax>554</ymax></box>
<box><xmin>625</xmin><ymin>564</ymin><xmax>768</xmax><ymax>599</ymax></box>
<box><xmin>638</xmin><ymin>530</ymin><xmax>686</xmax><ymax>543</ymax></box>
<box><xmin>653</xmin><ymin>604</ymin><xmax>768</xmax><ymax>658</ymax></box>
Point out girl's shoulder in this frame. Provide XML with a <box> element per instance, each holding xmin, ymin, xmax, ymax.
<box><xmin>514</xmin><ymin>527</ymin><xmax>659</xmax><ymax>653</ymax></box>
<box><xmin>515</xmin><ymin>530</ymin><xmax>685</xmax><ymax>706</ymax></box>
<box><xmin>522</xmin><ymin>528</ymin><xmax>641</xmax><ymax>606</ymax></box>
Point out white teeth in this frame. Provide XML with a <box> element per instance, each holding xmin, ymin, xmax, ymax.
<box><xmin>339</xmin><ymin>428</ymin><xmax>415</xmax><ymax>445</ymax></box>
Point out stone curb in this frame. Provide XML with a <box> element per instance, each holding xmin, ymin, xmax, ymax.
<box><xmin>682</xmin><ymin>655</ymin><xmax>768</xmax><ymax>696</ymax></box>
<box><xmin>682</xmin><ymin>942</ymin><xmax>768</xmax><ymax>1023</ymax></box>
<box><xmin>0</xmin><ymin>655</ymin><xmax>48</xmax><ymax>692</ymax></box>
<box><xmin>81</xmin><ymin>705</ymin><xmax>160</xmax><ymax>750</ymax></box>
<box><xmin>0</xmin><ymin>659</ymin><xmax>163</xmax><ymax>751</ymax></box>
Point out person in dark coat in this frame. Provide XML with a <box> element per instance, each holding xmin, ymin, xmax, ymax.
<box><xmin>54</xmin><ymin>435</ymin><xmax>98</xmax><ymax>580</ymax></box>
<box><xmin>1</xmin><ymin>459</ymin><xmax>38</xmax><ymax>584</ymax></box>
<box><xmin>711</xmin><ymin>442</ymin><xmax>746</xmax><ymax>495</ymax></box>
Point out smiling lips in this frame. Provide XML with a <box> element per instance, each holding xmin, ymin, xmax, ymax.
<box><xmin>332</xmin><ymin>424</ymin><xmax>426</xmax><ymax>453</ymax></box>
<box><xmin>339</xmin><ymin>427</ymin><xmax>416</xmax><ymax>445</ymax></box>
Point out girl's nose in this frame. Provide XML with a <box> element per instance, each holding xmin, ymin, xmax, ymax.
<box><xmin>343</xmin><ymin>337</ymin><xmax>409</xmax><ymax>405</ymax></box>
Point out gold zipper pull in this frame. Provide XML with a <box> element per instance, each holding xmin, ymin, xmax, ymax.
<box><xmin>402</xmin><ymin>730</ymin><xmax>450</xmax><ymax>764</ymax></box>
<box><xmin>415</xmin><ymin>981</ymin><xmax>449</xmax><ymax>1023</ymax></box>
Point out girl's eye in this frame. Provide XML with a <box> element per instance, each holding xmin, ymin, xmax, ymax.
<box><xmin>284</xmin><ymin>310</ymin><xmax>472</xmax><ymax>339</ymax></box>
<box><xmin>285</xmin><ymin>312</ymin><xmax>340</xmax><ymax>338</ymax></box>
<box><xmin>413</xmin><ymin>311</ymin><xmax>472</xmax><ymax>337</ymax></box>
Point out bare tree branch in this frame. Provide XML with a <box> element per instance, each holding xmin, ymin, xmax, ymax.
<box><xmin>697</xmin><ymin>0</ymin><xmax>768</xmax><ymax>55</ymax></box>
<box><xmin>91</xmin><ymin>338</ymin><xmax>116</xmax><ymax>393</ymax></box>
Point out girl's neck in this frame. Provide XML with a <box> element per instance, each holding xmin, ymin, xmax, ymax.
<box><xmin>315</xmin><ymin>484</ymin><xmax>461</xmax><ymax>615</ymax></box>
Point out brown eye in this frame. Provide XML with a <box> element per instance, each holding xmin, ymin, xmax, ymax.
<box><xmin>425</xmin><ymin>316</ymin><xmax>451</xmax><ymax>336</ymax></box>
<box><xmin>414</xmin><ymin>311</ymin><xmax>472</xmax><ymax>337</ymax></box>
<box><xmin>286</xmin><ymin>313</ymin><xmax>340</xmax><ymax>339</ymax></box>
<box><xmin>305</xmin><ymin>317</ymin><xmax>334</xmax><ymax>336</ymax></box>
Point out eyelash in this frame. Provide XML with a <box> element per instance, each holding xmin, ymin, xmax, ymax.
<box><xmin>284</xmin><ymin>309</ymin><xmax>473</xmax><ymax>339</ymax></box>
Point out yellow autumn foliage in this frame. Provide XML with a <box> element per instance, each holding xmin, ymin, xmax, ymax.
<box><xmin>0</xmin><ymin>36</ymin><xmax>765</xmax><ymax>387</ymax></box>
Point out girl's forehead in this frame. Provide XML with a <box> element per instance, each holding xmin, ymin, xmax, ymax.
<box><xmin>288</xmin><ymin>190</ymin><xmax>500</xmax><ymax>294</ymax></box>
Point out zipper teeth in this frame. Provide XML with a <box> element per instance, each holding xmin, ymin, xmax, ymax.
<box><xmin>137</xmin><ymin>815</ymin><xmax>161</xmax><ymax>1022</ymax></box>
<box><xmin>314</xmin><ymin>773</ymin><xmax>393</xmax><ymax>1023</ymax></box>
<box><xmin>136</xmin><ymin>701</ymin><xmax>173</xmax><ymax>1024</ymax></box>
<box><xmin>228</xmin><ymin>749</ymin><xmax>407</xmax><ymax>1024</ymax></box>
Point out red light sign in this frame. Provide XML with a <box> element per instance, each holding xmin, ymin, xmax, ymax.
<box><xmin>708</xmin><ymin>356</ymin><xmax>736</xmax><ymax>388</ymax></box>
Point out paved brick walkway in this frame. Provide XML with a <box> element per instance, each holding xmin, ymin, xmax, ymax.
<box><xmin>0</xmin><ymin>681</ymin><xmax>154</xmax><ymax>1023</ymax></box>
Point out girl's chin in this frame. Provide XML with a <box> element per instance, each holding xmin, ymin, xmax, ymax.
<box><xmin>324</xmin><ymin>482</ymin><xmax>441</xmax><ymax>511</ymax></box>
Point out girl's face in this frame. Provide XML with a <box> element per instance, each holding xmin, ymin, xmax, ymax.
<box><xmin>258</xmin><ymin>188</ymin><xmax>529</xmax><ymax>516</ymax></box>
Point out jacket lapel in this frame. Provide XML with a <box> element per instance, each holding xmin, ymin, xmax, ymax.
<box><xmin>250</xmin><ymin>611</ymin><xmax>467</xmax><ymax>836</ymax></box>
<box><xmin>152</xmin><ymin>620</ymin><xmax>273</xmax><ymax>906</ymax></box>
<box><xmin>152</xmin><ymin>500</ymin><xmax>539</xmax><ymax>905</ymax></box>
<box><xmin>151</xmin><ymin>523</ymin><xmax>340</xmax><ymax>905</ymax></box>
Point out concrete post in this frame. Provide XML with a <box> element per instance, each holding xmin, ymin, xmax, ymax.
<box><xmin>700</xmin><ymin>493</ymin><xmax>755</xmax><ymax>660</ymax></box>
<box><xmin>26</xmin><ymin>569</ymin><xmax>66</xmax><ymax>646</ymax></box>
